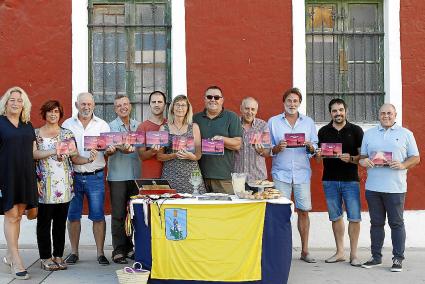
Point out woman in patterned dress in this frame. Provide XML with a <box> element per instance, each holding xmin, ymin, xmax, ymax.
<box><xmin>157</xmin><ymin>95</ymin><xmax>206</xmax><ymax>194</ymax></box>
<box><xmin>33</xmin><ymin>100</ymin><xmax>96</xmax><ymax>271</ymax></box>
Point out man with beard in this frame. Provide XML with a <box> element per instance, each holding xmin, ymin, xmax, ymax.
<box><xmin>234</xmin><ymin>97</ymin><xmax>270</xmax><ymax>181</ymax></box>
<box><xmin>268</xmin><ymin>87</ymin><xmax>318</xmax><ymax>263</ymax></box>
<box><xmin>137</xmin><ymin>91</ymin><xmax>167</xmax><ymax>178</ymax></box>
<box><xmin>105</xmin><ymin>95</ymin><xmax>140</xmax><ymax>264</ymax></box>
<box><xmin>62</xmin><ymin>92</ymin><xmax>111</xmax><ymax>265</ymax></box>
<box><xmin>193</xmin><ymin>86</ymin><xmax>242</xmax><ymax>193</ymax></box>
<box><xmin>316</xmin><ymin>98</ymin><xmax>363</xmax><ymax>267</ymax></box>
<box><xmin>359</xmin><ymin>104</ymin><xmax>420</xmax><ymax>272</ymax></box>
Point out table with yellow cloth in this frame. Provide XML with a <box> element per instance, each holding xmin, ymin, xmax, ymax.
<box><xmin>130</xmin><ymin>197</ymin><xmax>293</xmax><ymax>284</ymax></box>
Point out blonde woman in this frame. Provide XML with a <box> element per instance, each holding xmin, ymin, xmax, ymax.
<box><xmin>157</xmin><ymin>95</ymin><xmax>206</xmax><ymax>193</ymax></box>
<box><xmin>0</xmin><ymin>87</ymin><xmax>38</xmax><ymax>280</ymax></box>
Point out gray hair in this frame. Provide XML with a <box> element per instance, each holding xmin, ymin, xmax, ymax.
<box><xmin>240</xmin><ymin>97</ymin><xmax>259</xmax><ymax>108</ymax></box>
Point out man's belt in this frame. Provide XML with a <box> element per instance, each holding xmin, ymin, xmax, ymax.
<box><xmin>75</xmin><ymin>168</ymin><xmax>104</xmax><ymax>176</ymax></box>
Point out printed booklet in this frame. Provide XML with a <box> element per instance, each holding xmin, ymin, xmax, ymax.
<box><xmin>201</xmin><ymin>139</ymin><xmax>224</xmax><ymax>155</ymax></box>
<box><xmin>248</xmin><ymin>131</ymin><xmax>271</xmax><ymax>148</ymax></box>
<box><xmin>285</xmin><ymin>133</ymin><xmax>305</xmax><ymax>148</ymax></box>
<box><xmin>171</xmin><ymin>136</ymin><xmax>195</xmax><ymax>153</ymax></box>
<box><xmin>321</xmin><ymin>143</ymin><xmax>342</xmax><ymax>158</ymax></box>
<box><xmin>84</xmin><ymin>136</ymin><xmax>107</xmax><ymax>151</ymax></box>
<box><xmin>370</xmin><ymin>151</ymin><xmax>392</xmax><ymax>167</ymax></box>
<box><xmin>146</xmin><ymin>131</ymin><xmax>169</xmax><ymax>147</ymax></box>
<box><xmin>123</xmin><ymin>131</ymin><xmax>145</xmax><ymax>147</ymax></box>
<box><xmin>56</xmin><ymin>139</ymin><xmax>77</xmax><ymax>156</ymax></box>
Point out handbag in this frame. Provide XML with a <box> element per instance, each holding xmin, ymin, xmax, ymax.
<box><xmin>116</xmin><ymin>262</ymin><xmax>150</xmax><ymax>284</ymax></box>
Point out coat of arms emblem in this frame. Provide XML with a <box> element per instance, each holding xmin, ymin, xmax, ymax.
<box><xmin>165</xmin><ymin>208</ymin><xmax>187</xmax><ymax>240</ymax></box>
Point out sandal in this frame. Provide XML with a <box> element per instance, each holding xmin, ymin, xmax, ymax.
<box><xmin>53</xmin><ymin>257</ymin><xmax>68</xmax><ymax>270</ymax></box>
<box><xmin>65</xmin><ymin>253</ymin><xmax>79</xmax><ymax>265</ymax></box>
<box><xmin>11</xmin><ymin>261</ymin><xmax>30</xmax><ymax>280</ymax></box>
<box><xmin>40</xmin><ymin>258</ymin><xmax>60</xmax><ymax>271</ymax></box>
<box><xmin>126</xmin><ymin>250</ymin><xmax>135</xmax><ymax>260</ymax></box>
<box><xmin>3</xmin><ymin>256</ymin><xmax>11</xmax><ymax>266</ymax></box>
<box><xmin>112</xmin><ymin>253</ymin><xmax>128</xmax><ymax>264</ymax></box>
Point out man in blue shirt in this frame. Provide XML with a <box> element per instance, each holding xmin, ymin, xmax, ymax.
<box><xmin>268</xmin><ymin>87</ymin><xmax>318</xmax><ymax>263</ymax></box>
<box><xmin>106</xmin><ymin>95</ymin><xmax>141</xmax><ymax>264</ymax></box>
<box><xmin>359</xmin><ymin>104</ymin><xmax>420</xmax><ymax>272</ymax></box>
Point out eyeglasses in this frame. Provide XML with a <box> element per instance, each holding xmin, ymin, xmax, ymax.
<box><xmin>174</xmin><ymin>103</ymin><xmax>188</xmax><ymax>108</ymax></box>
<box><xmin>206</xmin><ymin>95</ymin><xmax>222</xmax><ymax>101</ymax></box>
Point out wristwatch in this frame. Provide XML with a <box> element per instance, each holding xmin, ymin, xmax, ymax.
<box><xmin>350</xmin><ymin>156</ymin><xmax>354</xmax><ymax>163</ymax></box>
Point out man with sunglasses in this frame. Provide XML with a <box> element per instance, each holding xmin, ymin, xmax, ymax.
<box><xmin>193</xmin><ymin>86</ymin><xmax>242</xmax><ymax>193</ymax></box>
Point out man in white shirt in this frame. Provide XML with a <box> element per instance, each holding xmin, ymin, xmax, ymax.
<box><xmin>62</xmin><ymin>92</ymin><xmax>111</xmax><ymax>266</ymax></box>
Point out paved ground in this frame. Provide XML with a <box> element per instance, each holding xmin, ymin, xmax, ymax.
<box><xmin>0</xmin><ymin>246</ymin><xmax>424</xmax><ymax>283</ymax></box>
<box><xmin>289</xmin><ymin>248</ymin><xmax>425</xmax><ymax>284</ymax></box>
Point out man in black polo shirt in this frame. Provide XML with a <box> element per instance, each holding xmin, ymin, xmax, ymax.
<box><xmin>193</xmin><ymin>86</ymin><xmax>242</xmax><ymax>193</ymax></box>
<box><xmin>316</xmin><ymin>98</ymin><xmax>363</xmax><ymax>267</ymax></box>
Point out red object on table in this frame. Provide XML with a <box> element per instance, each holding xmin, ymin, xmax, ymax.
<box><xmin>139</xmin><ymin>189</ymin><xmax>177</xmax><ymax>195</ymax></box>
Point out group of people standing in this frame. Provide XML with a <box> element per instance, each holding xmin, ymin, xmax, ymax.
<box><xmin>0</xmin><ymin>85</ymin><xmax>420</xmax><ymax>280</ymax></box>
<box><xmin>240</xmin><ymin>88</ymin><xmax>419</xmax><ymax>273</ymax></box>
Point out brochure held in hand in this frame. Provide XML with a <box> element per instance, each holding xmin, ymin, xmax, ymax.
<box><xmin>56</xmin><ymin>139</ymin><xmax>77</xmax><ymax>156</ymax></box>
<box><xmin>171</xmin><ymin>136</ymin><xmax>195</xmax><ymax>153</ymax></box>
<box><xmin>321</xmin><ymin>143</ymin><xmax>342</xmax><ymax>158</ymax></box>
<box><xmin>285</xmin><ymin>133</ymin><xmax>305</xmax><ymax>148</ymax></box>
<box><xmin>84</xmin><ymin>136</ymin><xmax>107</xmax><ymax>151</ymax></box>
<box><xmin>201</xmin><ymin>138</ymin><xmax>224</xmax><ymax>155</ymax></box>
<box><xmin>146</xmin><ymin>131</ymin><xmax>169</xmax><ymax>147</ymax></box>
<box><xmin>370</xmin><ymin>151</ymin><xmax>392</xmax><ymax>167</ymax></box>
<box><xmin>248</xmin><ymin>131</ymin><xmax>271</xmax><ymax>148</ymax></box>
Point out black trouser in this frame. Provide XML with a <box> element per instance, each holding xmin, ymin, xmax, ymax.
<box><xmin>36</xmin><ymin>202</ymin><xmax>70</xmax><ymax>259</ymax></box>
<box><xmin>109</xmin><ymin>180</ymin><xmax>139</xmax><ymax>256</ymax></box>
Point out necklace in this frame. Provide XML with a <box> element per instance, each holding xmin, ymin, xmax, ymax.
<box><xmin>173</xmin><ymin>123</ymin><xmax>186</xmax><ymax>134</ymax></box>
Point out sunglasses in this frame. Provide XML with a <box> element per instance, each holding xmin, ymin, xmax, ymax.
<box><xmin>206</xmin><ymin>95</ymin><xmax>222</xmax><ymax>100</ymax></box>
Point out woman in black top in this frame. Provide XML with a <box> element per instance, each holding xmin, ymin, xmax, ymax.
<box><xmin>0</xmin><ymin>87</ymin><xmax>38</xmax><ymax>280</ymax></box>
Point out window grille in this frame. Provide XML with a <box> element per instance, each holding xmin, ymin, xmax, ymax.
<box><xmin>306</xmin><ymin>1</ymin><xmax>384</xmax><ymax>123</ymax></box>
<box><xmin>88</xmin><ymin>0</ymin><xmax>171</xmax><ymax>122</ymax></box>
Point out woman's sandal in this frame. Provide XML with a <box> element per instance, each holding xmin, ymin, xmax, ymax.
<box><xmin>11</xmin><ymin>262</ymin><xmax>30</xmax><ymax>280</ymax></box>
<box><xmin>3</xmin><ymin>256</ymin><xmax>11</xmax><ymax>266</ymax></box>
<box><xmin>53</xmin><ymin>257</ymin><xmax>68</xmax><ymax>270</ymax></box>
<box><xmin>40</xmin><ymin>258</ymin><xmax>60</xmax><ymax>271</ymax></box>
<box><xmin>112</xmin><ymin>253</ymin><xmax>128</xmax><ymax>264</ymax></box>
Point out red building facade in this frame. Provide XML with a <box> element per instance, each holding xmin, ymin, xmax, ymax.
<box><xmin>0</xmin><ymin>1</ymin><xmax>423</xmax><ymax>214</ymax></box>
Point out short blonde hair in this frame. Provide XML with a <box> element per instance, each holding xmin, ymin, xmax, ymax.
<box><xmin>0</xmin><ymin>86</ymin><xmax>32</xmax><ymax>123</ymax></box>
<box><xmin>168</xmin><ymin>95</ymin><xmax>193</xmax><ymax>125</ymax></box>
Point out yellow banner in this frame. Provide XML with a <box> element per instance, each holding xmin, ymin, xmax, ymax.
<box><xmin>150</xmin><ymin>203</ymin><xmax>266</xmax><ymax>281</ymax></box>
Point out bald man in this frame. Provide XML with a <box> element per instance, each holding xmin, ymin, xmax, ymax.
<box><xmin>62</xmin><ymin>92</ymin><xmax>111</xmax><ymax>266</ymax></box>
<box><xmin>359</xmin><ymin>104</ymin><xmax>420</xmax><ymax>272</ymax></box>
<box><xmin>234</xmin><ymin>97</ymin><xmax>270</xmax><ymax>181</ymax></box>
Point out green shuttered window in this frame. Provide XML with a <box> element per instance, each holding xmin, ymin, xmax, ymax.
<box><xmin>88</xmin><ymin>0</ymin><xmax>171</xmax><ymax>122</ymax></box>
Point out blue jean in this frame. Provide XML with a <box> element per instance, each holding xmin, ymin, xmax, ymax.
<box><xmin>365</xmin><ymin>190</ymin><xmax>406</xmax><ymax>261</ymax></box>
<box><xmin>322</xmin><ymin>181</ymin><xmax>361</xmax><ymax>222</ymax></box>
<box><xmin>68</xmin><ymin>171</ymin><xmax>105</xmax><ymax>222</ymax></box>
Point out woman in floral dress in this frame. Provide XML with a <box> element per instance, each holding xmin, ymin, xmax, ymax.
<box><xmin>157</xmin><ymin>95</ymin><xmax>206</xmax><ymax>194</ymax></box>
<box><xmin>33</xmin><ymin>100</ymin><xmax>96</xmax><ymax>271</ymax></box>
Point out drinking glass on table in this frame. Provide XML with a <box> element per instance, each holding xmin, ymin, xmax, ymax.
<box><xmin>190</xmin><ymin>170</ymin><xmax>202</xmax><ymax>195</ymax></box>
